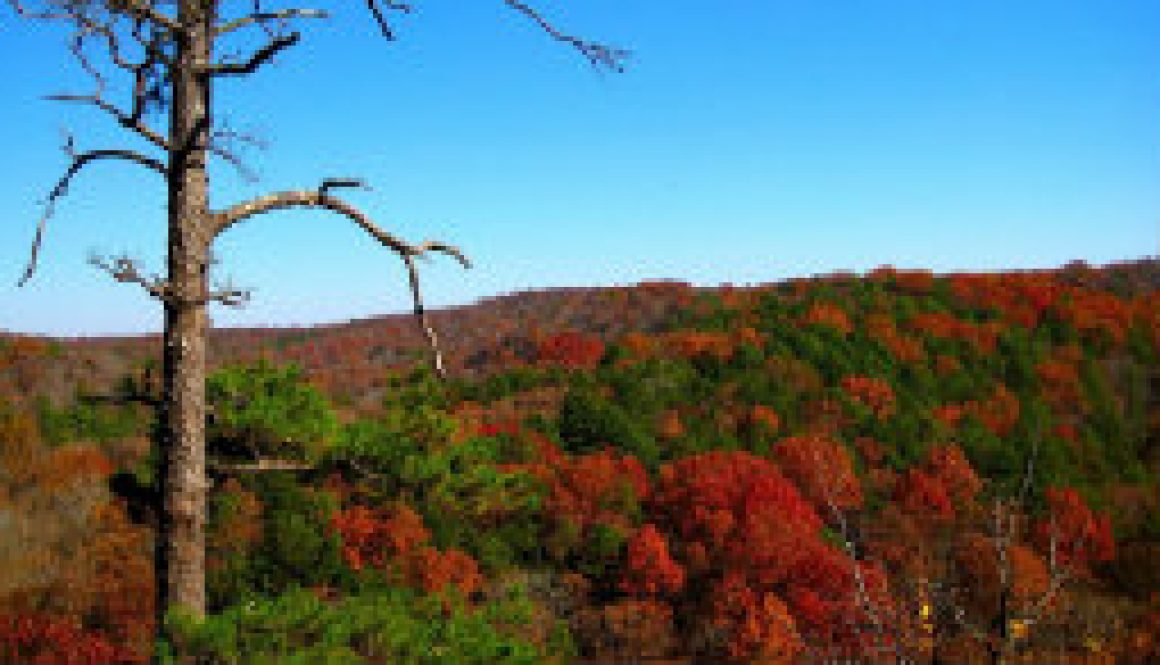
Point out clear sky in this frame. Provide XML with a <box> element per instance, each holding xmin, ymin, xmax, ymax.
<box><xmin>2</xmin><ymin>1</ymin><xmax>1158</xmax><ymax>337</ymax></box>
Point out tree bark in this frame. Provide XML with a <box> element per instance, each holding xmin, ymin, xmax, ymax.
<box><xmin>157</xmin><ymin>0</ymin><xmax>213</xmax><ymax>626</ymax></box>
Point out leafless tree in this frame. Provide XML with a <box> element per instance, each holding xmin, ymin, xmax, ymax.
<box><xmin>9</xmin><ymin>0</ymin><xmax>627</xmax><ymax>646</ymax></box>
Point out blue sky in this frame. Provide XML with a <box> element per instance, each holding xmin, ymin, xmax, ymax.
<box><xmin>2</xmin><ymin>1</ymin><xmax>1158</xmax><ymax>336</ymax></box>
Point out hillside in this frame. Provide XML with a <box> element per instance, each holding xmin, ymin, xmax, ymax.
<box><xmin>1</xmin><ymin>257</ymin><xmax>1158</xmax><ymax>663</ymax></box>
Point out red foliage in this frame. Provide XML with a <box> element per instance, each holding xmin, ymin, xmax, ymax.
<box><xmin>707</xmin><ymin>572</ymin><xmax>803</xmax><ymax>663</ymax></box>
<box><xmin>907</xmin><ymin>311</ymin><xmax>1002</xmax><ymax>354</ymax></box>
<box><xmin>923</xmin><ymin>444</ymin><xmax>981</xmax><ymax>505</ymax></box>
<box><xmin>536</xmin><ymin>331</ymin><xmax>605</xmax><ymax>369</ymax></box>
<box><xmin>543</xmin><ymin>448</ymin><xmax>649</xmax><ymax>537</ymax></box>
<box><xmin>840</xmin><ymin>375</ymin><xmax>896</xmax><ymax>419</ymax></box>
<box><xmin>656</xmin><ymin>409</ymin><xmax>686</xmax><ymax>441</ymax></box>
<box><xmin>1033</xmin><ymin>487</ymin><xmax>1115</xmax><ymax>575</ymax></box>
<box><xmin>662</xmin><ymin>331</ymin><xmax>735</xmax><ymax>361</ymax></box>
<box><xmin>651</xmin><ymin>451</ymin><xmax>823</xmax><ymax>586</ymax></box>
<box><xmin>948</xmin><ymin>272</ymin><xmax>1063</xmax><ymax>329</ymax></box>
<box><xmin>801</xmin><ymin>302</ymin><xmax>853</xmax><ymax>335</ymax></box>
<box><xmin>1054</xmin><ymin>287</ymin><xmax>1134</xmax><ymax>346</ymax></box>
<box><xmin>332</xmin><ymin>503</ymin><xmax>482</xmax><ymax>595</ymax></box>
<box><xmin>0</xmin><ymin>613</ymin><xmax>144</xmax><ymax>665</ymax></box>
<box><xmin>933</xmin><ymin>383</ymin><xmax>1020</xmax><ymax>437</ymax></box>
<box><xmin>406</xmin><ymin>547</ymin><xmax>484</xmax><ymax>596</ymax></box>
<box><xmin>1036</xmin><ymin>346</ymin><xmax>1086</xmax><ymax>415</ymax></box>
<box><xmin>893</xmin><ymin>468</ymin><xmax>955</xmax><ymax>522</ymax></box>
<box><xmin>333</xmin><ymin>503</ymin><xmax>430</xmax><ymax>571</ymax></box>
<box><xmin>772</xmin><ymin>434</ymin><xmax>863</xmax><ymax>513</ymax></box>
<box><xmin>620</xmin><ymin>524</ymin><xmax>685</xmax><ymax>597</ymax></box>
<box><xmin>863</xmin><ymin>313</ymin><xmax>925</xmax><ymax>364</ymax></box>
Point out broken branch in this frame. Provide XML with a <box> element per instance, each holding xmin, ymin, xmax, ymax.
<box><xmin>18</xmin><ymin>148</ymin><xmax>165</xmax><ymax>287</ymax></box>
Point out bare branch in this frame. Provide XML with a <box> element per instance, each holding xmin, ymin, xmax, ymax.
<box><xmin>89</xmin><ymin>253</ymin><xmax>170</xmax><ymax>300</ymax></box>
<box><xmin>203</xmin><ymin>32</ymin><xmax>301</xmax><ymax>76</ymax></box>
<box><xmin>211</xmin><ymin>185</ymin><xmax>470</xmax><ymax>377</ymax></box>
<box><xmin>205</xmin><ymin>280</ymin><xmax>252</xmax><ymax>307</ymax></box>
<box><xmin>319</xmin><ymin>177</ymin><xmax>369</xmax><ymax>194</ymax></box>
<box><xmin>18</xmin><ymin>147</ymin><xmax>165</xmax><ymax>287</ymax></box>
<box><xmin>46</xmin><ymin>93</ymin><xmax>170</xmax><ymax>149</ymax></box>
<box><xmin>211</xmin><ymin>188</ymin><xmax>471</xmax><ymax>271</ymax></box>
<box><xmin>365</xmin><ymin>0</ymin><xmax>411</xmax><ymax>40</ymax></box>
<box><xmin>215</xmin><ymin>8</ymin><xmax>328</xmax><ymax>35</ymax></box>
<box><xmin>503</xmin><ymin>0</ymin><xmax>630</xmax><ymax>72</ymax></box>
<box><xmin>208</xmin><ymin>459</ymin><xmax>314</xmax><ymax>473</ymax></box>
<box><xmin>209</xmin><ymin>143</ymin><xmax>259</xmax><ymax>183</ymax></box>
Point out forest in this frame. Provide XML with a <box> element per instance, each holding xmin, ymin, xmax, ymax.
<box><xmin>0</xmin><ymin>257</ymin><xmax>1158</xmax><ymax>664</ymax></box>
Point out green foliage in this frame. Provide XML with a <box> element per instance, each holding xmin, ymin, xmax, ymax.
<box><xmin>207</xmin><ymin>361</ymin><xmax>338</xmax><ymax>463</ymax></box>
<box><xmin>37</xmin><ymin>396</ymin><xmax>145</xmax><ymax>446</ymax></box>
<box><xmin>327</xmin><ymin>412</ymin><xmax>546</xmax><ymax>572</ymax></box>
<box><xmin>557</xmin><ymin>385</ymin><xmax>658</xmax><ymax>468</ymax></box>
<box><xmin>164</xmin><ymin>586</ymin><xmax>555</xmax><ymax>665</ymax></box>
<box><xmin>210</xmin><ymin>474</ymin><xmax>348</xmax><ymax>605</ymax></box>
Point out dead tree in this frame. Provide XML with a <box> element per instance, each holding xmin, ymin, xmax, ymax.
<box><xmin>10</xmin><ymin>0</ymin><xmax>627</xmax><ymax>641</ymax></box>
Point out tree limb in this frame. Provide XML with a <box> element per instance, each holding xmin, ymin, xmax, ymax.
<box><xmin>203</xmin><ymin>32</ymin><xmax>301</xmax><ymax>76</ymax></box>
<box><xmin>365</xmin><ymin>0</ymin><xmax>412</xmax><ymax>40</ymax></box>
<box><xmin>215</xmin><ymin>8</ymin><xmax>328</xmax><ymax>35</ymax></box>
<box><xmin>502</xmin><ymin>0</ymin><xmax>630</xmax><ymax>72</ymax></box>
<box><xmin>18</xmin><ymin>148</ymin><xmax>165</xmax><ymax>287</ymax></box>
<box><xmin>89</xmin><ymin>253</ymin><xmax>171</xmax><ymax>301</ymax></box>
<box><xmin>211</xmin><ymin>185</ymin><xmax>471</xmax><ymax>377</ymax></box>
<box><xmin>45</xmin><ymin>93</ymin><xmax>170</xmax><ymax>150</ymax></box>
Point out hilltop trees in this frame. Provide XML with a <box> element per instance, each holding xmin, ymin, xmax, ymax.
<box><xmin>10</xmin><ymin>0</ymin><xmax>625</xmax><ymax>640</ymax></box>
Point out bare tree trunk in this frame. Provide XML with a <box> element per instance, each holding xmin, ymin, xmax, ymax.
<box><xmin>156</xmin><ymin>0</ymin><xmax>213</xmax><ymax>625</ymax></box>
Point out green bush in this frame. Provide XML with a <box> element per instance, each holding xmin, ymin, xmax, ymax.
<box><xmin>207</xmin><ymin>361</ymin><xmax>338</xmax><ymax>463</ymax></box>
<box><xmin>165</xmin><ymin>586</ymin><xmax>561</xmax><ymax>665</ymax></box>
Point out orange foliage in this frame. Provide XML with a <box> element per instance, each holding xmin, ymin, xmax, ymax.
<box><xmin>1033</xmin><ymin>487</ymin><xmax>1115</xmax><ymax>575</ymax></box>
<box><xmin>619</xmin><ymin>332</ymin><xmax>658</xmax><ymax>362</ymax></box>
<box><xmin>708</xmin><ymin>572</ymin><xmax>803</xmax><ymax>664</ymax></box>
<box><xmin>545</xmin><ymin>449</ymin><xmax>649</xmax><ymax>537</ymax></box>
<box><xmin>656</xmin><ymin>409</ymin><xmax>686</xmax><ymax>441</ymax></box>
<box><xmin>800</xmin><ymin>302</ymin><xmax>852</xmax><ymax>335</ymax></box>
<box><xmin>907</xmin><ymin>311</ymin><xmax>1002</xmax><ymax>354</ymax></box>
<box><xmin>1054</xmin><ymin>287</ymin><xmax>1134</xmax><ymax>346</ymax></box>
<box><xmin>662</xmin><ymin>331</ymin><xmax>735</xmax><ymax>361</ymax></box>
<box><xmin>955</xmin><ymin>534</ymin><xmax>1052</xmax><ymax>618</ymax></box>
<box><xmin>935</xmin><ymin>383</ymin><xmax>1020</xmax><ymax>437</ymax></box>
<box><xmin>651</xmin><ymin>451</ymin><xmax>823</xmax><ymax>586</ymax></box>
<box><xmin>934</xmin><ymin>353</ymin><xmax>961</xmax><ymax>376</ymax></box>
<box><xmin>868</xmin><ymin>266</ymin><xmax>935</xmax><ymax>294</ymax></box>
<box><xmin>923</xmin><ymin>444</ymin><xmax>981</xmax><ymax>505</ymax></box>
<box><xmin>332</xmin><ymin>503</ymin><xmax>482</xmax><ymax>595</ymax></box>
<box><xmin>840</xmin><ymin>375</ymin><xmax>896</xmax><ymax>419</ymax></box>
<box><xmin>894</xmin><ymin>468</ymin><xmax>955</xmax><ymax>522</ymax></box>
<box><xmin>745</xmin><ymin>404</ymin><xmax>781</xmax><ymax>436</ymax></box>
<box><xmin>620</xmin><ymin>524</ymin><xmax>685</xmax><ymax>597</ymax></box>
<box><xmin>536</xmin><ymin>331</ymin><xmax>605</xmax><ymax>369</ymax></box>
<box><xmin>0</xmin><ymin>613</ymin><xmax>144</xmax><ymax>665</ymax></box>
<box><xmin>1036</xmin><ymin>345</ymin><xmax>1086</xmax><ymax>415</ymax></box>
<box><xmin>80</xmin><ymin>501</ymin><xmax>154</xmax><ymax>648</ymax></box>
<box><xmin>502</xmin><ymin>441</ymin><xmax>648</xmax><ymax>543</ymax></box>
<box><xmin>863</xmin><ymin>312</ymin><xmax>925</xmax><ymax>364</ymax></box>
<box><xmin>772</xmin><ymin>434</ymin><xmax>863</xmax><ymax>512</ymax></box>
<box><xmin>406</xmin><ymin>546</ymin><xmax>483</xmax><ymax>596</ymax></box>
<box><xmin>948</xmin><ymin>272</ymin><xmax>1063</xmax><ymax>329</ymax></box>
